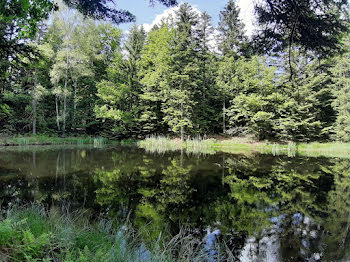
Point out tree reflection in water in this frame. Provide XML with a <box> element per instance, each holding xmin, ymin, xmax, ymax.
<box><xmin>0</xmin><ymin>146</ymin><xmax>349</xmax><ymax>261</ymax></box>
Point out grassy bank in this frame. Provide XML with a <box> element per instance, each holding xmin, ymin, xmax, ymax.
<box><xmin>138</xmin><ymin>136</ymin><xmax>350</xmax><ymax>158</ymax></box>
<box><xmin>0</xmin><ymin>135</ymin><xmax>116</xmax><ymax>147</ymax></box>
<box><xmin>0</xmin><ymin>205</ymin><xmax>230</xmax><ymax>262</ymax></box>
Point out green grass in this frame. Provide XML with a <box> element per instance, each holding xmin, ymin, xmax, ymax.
<box><xmin>139</xmin><ymin>136</ymin><xmax>350</xmax><ymax>158</ymax></box>
<box><xmin>0</xmin><ymin>134</ymin><xmax>117</xmax><ymax>146</ymax></box>
<box><xmin>0</xmin><ymin>205</ymin><xmax>233</xmax><ymax>262</ymax></box>
<box><xmin>138</xmin><ymin>136</ymin><xmax>183</xmax><ymax>153</ymax></box>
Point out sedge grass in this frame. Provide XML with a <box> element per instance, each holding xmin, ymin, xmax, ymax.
<box><xmin>0</xmin><ymin>204</ymin><xmax>234</xmax><ymax>262</ymax></box>
<box><xmin>139</xmin><ymin>136</ymin><xmax>350</xmax><ymax>158</ymax></box>
<box><xmin>0</xmin><ymin>135</ymin><xmax>115</xmax><ymax>147</ymax></box>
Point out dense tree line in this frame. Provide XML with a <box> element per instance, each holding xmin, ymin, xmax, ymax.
<box><xmin>0</xmin><ymin>1</ymin><xmax>349</xmax><ymax>141</ymax></box>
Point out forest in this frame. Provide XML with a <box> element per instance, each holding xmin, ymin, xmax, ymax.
<box><xmin>1</xmin><ymin>1</ymin><xmax>350</xmax><ymax>261</ymax></box>
<box><xmin>1</xmin><ymin>0</ymin><xmax>349</xmax><ymax>142</ymax></box>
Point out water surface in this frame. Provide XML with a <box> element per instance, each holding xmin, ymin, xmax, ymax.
<box><xmin>0</xmin><ymin>145</ymin><xmax>349</xmax><ymax>261</ymax></box>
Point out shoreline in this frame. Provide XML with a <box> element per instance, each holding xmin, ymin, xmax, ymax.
<box><xmin>0</xmin><ymin>135</ymin><xmax>117</xmax><ymax>147</ymax></box>
<box><xmin>138</xmin><ymin>136</ymin><xmax>350</xmax><ymax>158</ymax></box>
<box><xmin>1</xmin><ymin>135</ymin><xmax>350</xmax><ymax>158</ymax></box>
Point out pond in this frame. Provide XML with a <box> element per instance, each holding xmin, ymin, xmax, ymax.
<box><xmin>0</xmin><ymin>145</ymin><xmax>349</xmax><ymax>261</ymax></box>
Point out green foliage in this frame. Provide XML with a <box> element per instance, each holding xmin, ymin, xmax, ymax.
<box><xmin>161</xmin><ymin>3</ymin><xmax>201</xmax><ymax>139</ymax></box>
<box><xmin>138</xmin><ymin>26</ymin><xmax>173</xmax><ymax>134</ymax></box>
<box><xmin>275</xmin><ymin>54</ymin><xmax>335</xmax><ymax>141</ymax></box>
<box><xmin>0</xmin><ymin>1</ymin><xmax>348</xmax><ymax>142</ymax></box>
<box><xmin>331</xmin><ymin>36</ymin><xmax>350</xmax><ymax>141</ymax></box>
<box><xmin>95</xmin><ymin>25</ymin><xmax>145</xmax><ymax>138</ymax></box>
<box><xmin>254</xmin><ymin>0</ymin><xmax>349</xmax><ymax>57</ymax></box>
<box><xmin>226</xmin><ymin>56</ymin><xmax>277</xmax><ymax>139</ymax></box>
<box><xmin>0</xmin><ymin>205</ymin><xmax>229</xmax><ymax>261</ymax></box>
<box><xmin>217</xmin><ymin>0</ymin><xmax>250</xmax><ymax>57</ymax></box>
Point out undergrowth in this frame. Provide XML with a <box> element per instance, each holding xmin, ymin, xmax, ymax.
<box><xmin>0</xmin><ymin>205</ymin><xmax>233</xmax><ymax>262</ymax></box>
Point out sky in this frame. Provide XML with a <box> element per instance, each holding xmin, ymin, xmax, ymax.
<box><xmin>116</xmin><ymin>0</ymin><xmax>256</xmax><ymax>36</ymax></box>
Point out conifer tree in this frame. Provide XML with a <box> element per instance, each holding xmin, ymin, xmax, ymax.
<box><xmin>138</xmin><ymin>26</ymin><xmax>173</xmax><ymax>134</ymax></box>
<box><xmin>216</xmin><ymin>0</ymin><xmax>251</xmax><ymax>134</ymax></box>
<box><xmin>162</xmin><ymin>3</ymin><xmax>200</xmax><ymax>141</ymax></box>
<box><xmin>275</xmin><ymin>54</ymin><xmax>334</xmax><ymax>141</ymax></box>
<box><xmin>95</xmin><ymin>25</ymin><xmax>146</xmax><ymax>137</ymax></box>
<box><xmin>331</xmin><ymin>36</ymin><xmax>350</xmax><ymax>141</ymax></box>
<box><xmin>226</xmin><ymin>56</ymin><xmax>277</xmax><ymax>139</ymax></box>
<box><xmin>194</xmin><ymin>12</ymin><xmax>219</xmax><ymax>134</ymax></box>
<box><xmin>217</xmin><ymin>0</ymin><xmax>249</xmax><ymax>58</ymax></box>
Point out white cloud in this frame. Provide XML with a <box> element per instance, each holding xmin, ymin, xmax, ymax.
<box><xmin>142</xmin><ymin>6</ymin><xmax>179</xmax><ymax>32</ymax></box>
<box><xmin>141</xmin><ymin>4</ymin><xmax>204</xmax><ymax>32</ymax></box>
<box><xmin>140</xmin><ymin>1</ymin><xmax>259</xmax><ymax>38</ymax></box>
<box><xmin>141</xmin><ymin>4</ymin><xmax>219</xmax><ymax>52</ymax></box>
<box><xmin>236</xmin><ymin>0</ymin><xmax>257</xmax><ymax>37</ymax></box>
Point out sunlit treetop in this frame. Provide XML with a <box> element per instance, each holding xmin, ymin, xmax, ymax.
<box><xmin>0</xmin><ymin>0</ymin><xmax>57</xmax><ymax>38</ymax></box>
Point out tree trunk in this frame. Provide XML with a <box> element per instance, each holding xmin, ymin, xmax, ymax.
<box><xmin>32</xmin><ymin>76</ymin><xmax>37</xmax><ymax>135</ymax></box>
<box><xmin>63</xmin><ymin>92</ymin><xmax>67</xmax><ymax>136</ymax></box>
<box><xmin>32</xmin><ymin>26</ymin><xmax>43</xmax><ymax>135</ymax></box>
<box><xmin>55</xmin><ymin>96</ymin><xmax>60</xmax><ymax>131</ymax></box>
<box><xmin>223</xmin><ymin>98</ymin><xmax>226</xmax><ymax>134</ymax></box>
<box><xmin>62</xmin><ymin>46</ymin><xmax>69</xmax><ymax>137</ymax></box>
<box><xmin>73</xmin><ymin>81</ymin><xmax>77</xmax><ymax>131</ymax></box>
<box><xmin>181</xmin><ymin>126</ymin><xmax>184</xmax><ymax>143</ymax></box>
<box><xmin>181</xmin><ymin>102</ymin><xmax>184</xmax><ymax>142</ymax></box>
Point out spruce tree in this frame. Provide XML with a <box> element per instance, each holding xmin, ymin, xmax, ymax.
<box><xmin>331</xmin><ymin>36</ymin><xmax>350</xmax><ymax>141</ymax></box>
<box><xmin>95</xmin><ymin>25</ymin><xmax>146</xmax><ymax>138</ymax></box>
<box><xmin>161</xmin><ymin>3</ymin><xmax>200</xmax><ymax>141</ymax></box>
<box><xmin>217</xmin><ymin>0</ymin><xmax>249</xmax><ymax>58</ymax></box>
<box><xmin>275</xmin><ymin>54</ymin><xmax>334</xmax><ymax>141</ymax></box>
<box><xmin>216</xmin><ymin>0</ymin><xmax>251</xmax><ymax>134</ymax></box>
<box><xmin>194</xmin><ymin>12</ymin><xmax>219</xmax><ymax>134</ymax></box>
<box><xmin>138</xmin><ymin>26</ymin><xmax>173</xmax><ymax>134</ymax></box>
<box><xmin>226</xmin><ymin>56</ymin><xmax>277</xmax><ymax>139</ymax></box>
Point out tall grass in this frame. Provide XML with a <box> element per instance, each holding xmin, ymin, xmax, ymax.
<box><xmin>269</xmin><ymin>142</ymin><xmax>297</xmax><ymax>157</ymax></box>
<box><xmin>139</xmin><ymin>136</ymin><xmax>218</xmax><ymax>155</ymax></box>
<box><xmin>138</xmin><ymin>136</ymin><xmax>183</xmax><ymax>153</ymax></box>
<box><xmin>0</xmin><ymin>205</ymin><xmax>234</xmax><ymax>262</ymax></box>
<box><xmin>139</xmin><ymin>136</ymin><xmax>260</xmax><ymax>155</ymax></box>
<box><xmin>0</xmin><ymin>135</ymin><xmax>114</xmax><ymax>146</ymax></box>
<box><xmin>185</xmin><ymin>138</ymin><xmax>217</xmax><ymax>154</ymax></box>
<box><xmin>138</xmin><ymin>136</ymin><xmax>350</xmax><ymax>158</ymax></box>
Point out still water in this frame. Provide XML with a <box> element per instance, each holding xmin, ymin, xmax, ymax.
<box><xmin>0</xmin><ymin>145</ymin><xmax>349</xmax><ymax>261</ymax></box>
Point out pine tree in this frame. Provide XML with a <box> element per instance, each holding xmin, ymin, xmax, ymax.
<box><xmin>124</xmin><ymin>24</ymin><xmax>147</xmax><ymax>103</ymax></box>
<box><xmin>216</xmin><ymin>56</ymin><xmax>236</xmax><ymax>134</ymax></box>
<box><xmin>216</xmin><ymin>0</ymin><xmax>251</xmax><ymax>134</ymax></box>
<box><xmin>217</xmin><ymin>0</ymin><xmax>249</xmax><ymax>58</ymax></box>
